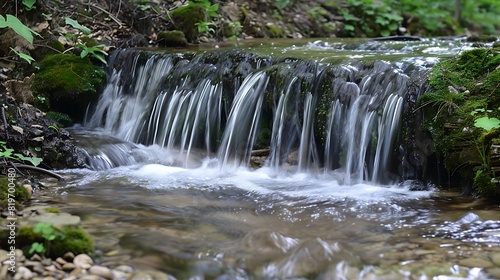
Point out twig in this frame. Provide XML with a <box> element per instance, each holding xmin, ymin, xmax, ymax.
<box><xmin>8</xmin><ymin>161</ymin><xmax>26</xmax><ymax>177</ymax></box>
<box><xmin>14</xmin><ymin>163</ymin><xmax>65</xmax><ymax>181</ymax></box>
<box><xmin>88</xmin><ymin>3</ymin><xmax>124</xmax><ymax>27</ymax></box>
<box><xmin>1</xmin><ymin>107</ymin><xmax>9</xmax><ymax>140</ymax></box>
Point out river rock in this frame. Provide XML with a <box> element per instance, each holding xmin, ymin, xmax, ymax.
<box><xmin>13</xmin><ymin>266</ymin><xmax>33</xmax><ymax>280</ymax></box>
<box><xmin>491</xmin><ymin>253</ymin><xmax>500</xmax><ymax>267</ymax></box>
<box><xmin>0</xmin><ymin>250</ymin><xmax>8</xmax><ymax>262</ymax></box>
<box><xmin>62</xmin><ymin>262</ymin><xmax>76</xmax><ymax>271</ymax></box>
<box><xmin>458</xmin><ymin>257</ymin><xmax>494</xmax><ymax>268</ymax></box>
<box><xmin>113</xmin><ymin>265</ymin><xmax>134</xmax><ymax>274</ymax></box>
<box><xmin>89</xmin><ymin>265</ymin><xmax>113</xmax><ymax>279</ymax></box>
<box><xmin>130</xmin><ymin>270</ymin><xmax>172</xmax><ymax>280</ymax></box>
<box><xmin>26</xmin><ymin>212</ymin><xmax>81</xmax><ymax>226</ymax></box>
<box><xmin>64</xmin><ymin>252</ymin><xmax>75</xmax><ymax>262</ymax></box>
<box><xmin>73</xmin><ymin>254</ymin><xmax>93</xmax><ymax>269</ymax></box>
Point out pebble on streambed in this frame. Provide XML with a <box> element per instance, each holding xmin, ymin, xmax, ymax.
<box><xmin>0</xmin><ymin>250</ymin><xmax>175</xmax><ymax>280</ymax></box>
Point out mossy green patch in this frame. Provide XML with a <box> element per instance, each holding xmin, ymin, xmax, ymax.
<box><xmin>265</xmin><ymin>24</ymin><xmax>284</xmax><ymax>38</ymax></box>
<box><xmin>46</xmin><ymin>111</ymin><xmax>73</xmax><ymax>127</ymax></box>
<box><xmin>420</xmin><ymin>46</ymin><xmax>500</xmax><ymax>198</ymax></box>
<box><xmin>169</xmin><ymin>5</ymin><xmax>206</xmax><ymax>42</ymax></box>
<box><xmin>157</xmin><ymin>30</ymin><xmax>188</xmax><ymax>47</ymax></box>
<box><xmin>32</xmin><ymin>53</ymin><xmax>106</xmax><ymax>121</ymax></box>
<box><xmin>18</xmin><ymin>225</ymin><xmax>94</xmax><ymax>258</ymax></box>
<box><xmin>0</xmin><ymin>176</ymin><xmax>30</xmax><ymax>210</ymax></box>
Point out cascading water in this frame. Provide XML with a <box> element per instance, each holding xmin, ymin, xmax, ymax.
<box><xmin>83</xmin><ymin>48</ymin><xmax>415</xmax><ymax>183</ymax></box>
<box><xmin>49</xmin><ymin>39</ymin><xmax>500</xmax><ymax>280</ymax></box>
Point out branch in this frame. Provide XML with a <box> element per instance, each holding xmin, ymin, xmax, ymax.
<box><xmin>88</xmin><ymin>3</ymin><xmax>124</xmax><ymax>27</ymax></box>
<box><xmin>14</xmin><ymin>163</ymin><xmax>65</xmax><ymax>181</ymax></box>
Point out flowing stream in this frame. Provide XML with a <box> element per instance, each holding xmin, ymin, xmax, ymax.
<box><xmin>37</xmin><ymin>38</ymin><xmax>500</xmax><ymax>279</ymax></box>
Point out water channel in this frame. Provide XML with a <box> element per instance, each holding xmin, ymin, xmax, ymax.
<box><xmin>36</xmin><ymin>38</ymin><xmax>500</xmax><ymax>279</ymax></box>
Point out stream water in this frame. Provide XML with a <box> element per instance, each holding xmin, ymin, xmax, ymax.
<box><xmin>37</xmin><ymin>38</ymin><xmax>500</xmax><ymax>279</ymax></box>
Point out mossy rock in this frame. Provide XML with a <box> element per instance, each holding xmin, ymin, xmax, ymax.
<box><xmin>46</xmin><ymin>111</ymin><xmax>73</xmax><ymax>127</ymax></box>
<box><xmin>264</xmin><ymin>24</ymin><xmax>284</xmax><ymax>38</ymax></box>
<box><xmin>157</xmin><ymin>30</ymin><xmax>188</xmax><ymax>47</ymax></box>
<box><xmin>0</xmin><ymin>176</ymin><xmax>30</xmax><ymax>210</ymax></box>
<box><xmin>17</xmin><ymin>224</ymin><xmax>94</xmax><ymax>258</ymax></box>
<box><xmin>169</xmin><ymin>5</ymin><xmax>207</xmax><ymax>42</ymax></box>
<box><xmin>31</xmin><ymin>53</ymin><xmax>106</xmax><ymax>121</ymax></box>
<box><xmin>420</xmin><ymin>47</ymin><xmax>500</xmax><ymax>197</ymax></box>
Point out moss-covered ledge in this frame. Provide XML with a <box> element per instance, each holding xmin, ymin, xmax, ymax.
<box><xmin>418</xmin><ymin>46</ymin><xmax>500</xmax><ymax>199</ymax></box>
<box><xmin>31</xmin><ymin>53</ymin><xmax>106</xmax><ymax>122</ymax></box>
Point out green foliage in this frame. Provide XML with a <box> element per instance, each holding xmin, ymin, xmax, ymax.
<box><xmin>65</xmin><ymin>17</ymin><xmax>91</xmax><ymax>35</ymax></box>
<box><xmin>228</xmin><ymin>21</ymin><xmax>243</xmax><ymax>41</ymax></box>
<box><xmin>473</xmin><ymin>168</ymin><xmax>497</xmax><ymax>197</ymax></box>
<box><xmin>0</xmin><ymin>14</ymin><xmax>40</xmax><ymax>44</ymax></box>
<box><xmin>0</xmin><ymin>176</ymin><xmax>30</xmax><ymax>209</ymax></box>
<box><xmin>474</xmin><ymin>116</ymin><xmax>500</xmax><ymax>131</ymax></box>
<box><xmin>195</xmin><ymin>21</ymin><xmax>216</xmax><ymax>35</ymax></box>
<box><xmin>64</xmin><ymin>18</ymin><xmax>108</xmax><ymax>64</ymax></box>
<box><xmin>22</xmin><ymin>0</ymin><xmax>37</xmax><ymax>11</ymax></box>
<box><xmin>276</xmin><ymin>0</ymin><xmax>291</xmax><ymax>9</ymax></box>
<box><xmin>9</xmin><ymin>47</ymin><xmax>35</xmax><ymax>64</ymax></box>
<box><xmin>29</xmin><ymin>222</ymin><xmax>65</xmax><ymax>256</ymax></box>
<box><xmin>420</xmin><ymin>47</ymin><xmax>500</xmax><ymax>198</ymax></box>
<box><xmin>21</xmin><ymin>223</ymin><xmax>93</xmax><ymax>258</ymax></box>
<box><xmin>339</xmin><ymin>0</ymin><xmax>402</xmax><ymax>37</ymax></box>
<box><xmin>0</xmin><ymin>141</ymin><xmax>43</xmax><ymax>166</ymax></box>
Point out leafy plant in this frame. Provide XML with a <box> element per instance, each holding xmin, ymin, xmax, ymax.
<box><xmin>64</xmin><ymin>18</ymin><xmax>108</xmax><ymax>65</ymax></box>
<box><xmin>65</xmin><ymin>18</ymin><xmax>91</xmax><ymax>35</ymax></box>
<box><xmin>10</xmin><ymin>47</ymin><xmax>35</xmax><ymax>64</ymax></box>
<box><xmin>22</xmin><ymin>0</ymin><xmax>37</xmax><ymax>11</ymax></box>
<box><xmin>276</xmin><ymin>0</ymin><xmax>291</xmax><ymax>9</ymax></box>
<box><xmin>76</xmin><ymin>43</ymin><xmax>108</xmax><ymax>65</ymax></box>
<box><xmin>0</xmin><ymin>14</ymin><xmax>39</xmax><ymax>63</ymax></box>
<box><xmin>0</xmin><ymin>14</ymin><xmax>40</xmax><ymax>44</ymax></box>
<box><xmin>29</xmin><ymin>222</ymin><xmax>66</xmax><ymax>256</ymax></box>
<box><xmin>0</xmin><ymin>141</ymin><xmax>43</xmax><ymax>166</ymax></box>
<box><xmin>195</xmin><ymin>21</ymin><xmax>216</xmax><ymax>35</ymax></box>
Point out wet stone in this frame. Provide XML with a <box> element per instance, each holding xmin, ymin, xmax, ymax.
<box><xmin>64</xmin><ymin>252</ymin><xmax>75</xmax><ymax>262</ymax></box>
<box><xmin>89</xmin><ymin>265</ymin><xmax>113</xmax><ymax>279</ymax></box>
<box><xmin>487</xmin><ymin>267</ymin><xmax>500</xmax><ymax>279</ymax></box>
<box><xmin>491</xmin><ymin>253</ymin><xmax>500</xmax><ymax>267</ymax></box>
<box><xmin>13</xmin><ymin>266</ymin><xmax>33</xmax><ymax>280</ymax></box>
<box><xmin>113</xmin><ymin>265</ymin><xmax>134</xmax><ymax>274</ymax></box>
<box><xmin>73</xmin><ymin>254</ymin><xmax>93</xmax><ymax>269</ymax></box>
<box><xmin>130</xmin><ymin>270</ymin><xmax>172</xmax><ymax>280</ymax></box>
<box><xmin>41</xmin><ymin>258</ymin><xmax>52</xmax><ymax>266</ymax></box>
<box><xmin>62</xmin><ymin>262</ymin><xmax>76</xmax><ymax>271</ymax></box>
<box><xmin>458</xmin><ymin>257</ymin><xmax>494</xmax><ymax>268</ymax></box>
<box><xmin>56</xmin><ymin>257</ymin><xmax>67</xmax><ymax>265</ymax></box>
<box><xmin>0</xmin><ymin>250</ymin><xmax>8</xmax><ymax>262</ymax></box>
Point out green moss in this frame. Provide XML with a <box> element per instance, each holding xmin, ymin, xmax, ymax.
<box><xmin>169</xmin><ymin>5</ymin><xmax>206</xmax><ymax>42</ymax></box>
<box><xmin>45</xmin><ymin>207</ymin><xmax>60</xmax><ymax>213</ymax></box>
<box><xmin>420</xmin><ymin>47</ymin><xmax>500</xmax><ymax>197</ymax></box>
<box><xmin>46</xmin><ymin>111</ymin><xmax>73</xmax><ymax>127</ymax></box>
<box><xmin>0</xmin><ymin>176</ymin><xmax>30</xmax><ymax>210</ymax></box>
<box><xmin>18</xmin><ymin>225</ymin><xmax>94</xmax><ymax>258</ymax></box>
<box><xmin>265</xmin><ymin>24</ymin><xmax>284</xmax><ymax>38</ymax></box>
<box><xmin>32</xmin><ymin>53</ymin><xmax>106</xmax><ymax>120</ymax></box>
<box><xmin>473</xmin><ymin>168</ymin><xmax>498</xmax><ymax>196</ymax></box>
<box><xmin>157</xmin><ymin>30</ymin><xmax>188</xmax><ymax>47</ymax></box>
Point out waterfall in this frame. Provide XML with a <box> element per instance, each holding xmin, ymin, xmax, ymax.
<box><xmin>84</xmin><ymin>49</ymin><xmax>415</xmax><ymax>184</ymax></box>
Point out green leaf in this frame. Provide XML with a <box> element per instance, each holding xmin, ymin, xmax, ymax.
<box><xmin>10</xmin><ymin>48</ymin><xmax>35</xmax><ymax>64</ymax></box>
<box><xmin>474</xmin><ymin>117</ymin><xmax>500</xmax><ymax>131</ymax></box>
<box><xmin>65</xmin><ymin>17</ymin><xmax>91</xmax><ymax>35</ymax></box>
<box><xmin>22</xmin><ymin>0</ymin><xmax>37</xmax><ymax>10</ymax></box>
<box><xmin>5</xmin><ymin>14</ymin><xmax>40</xmax><ymax>43</ymax></box>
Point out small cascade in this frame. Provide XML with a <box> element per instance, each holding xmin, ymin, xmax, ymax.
<box><xmin>218</xmin><ymin>71</ymin><xmax>269</xmax><ymax>167</ymax></box>
<box><xmin>84</xmin><ymin>49</ymin><xmax>419</xmax><ymax>184</ymax></box>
